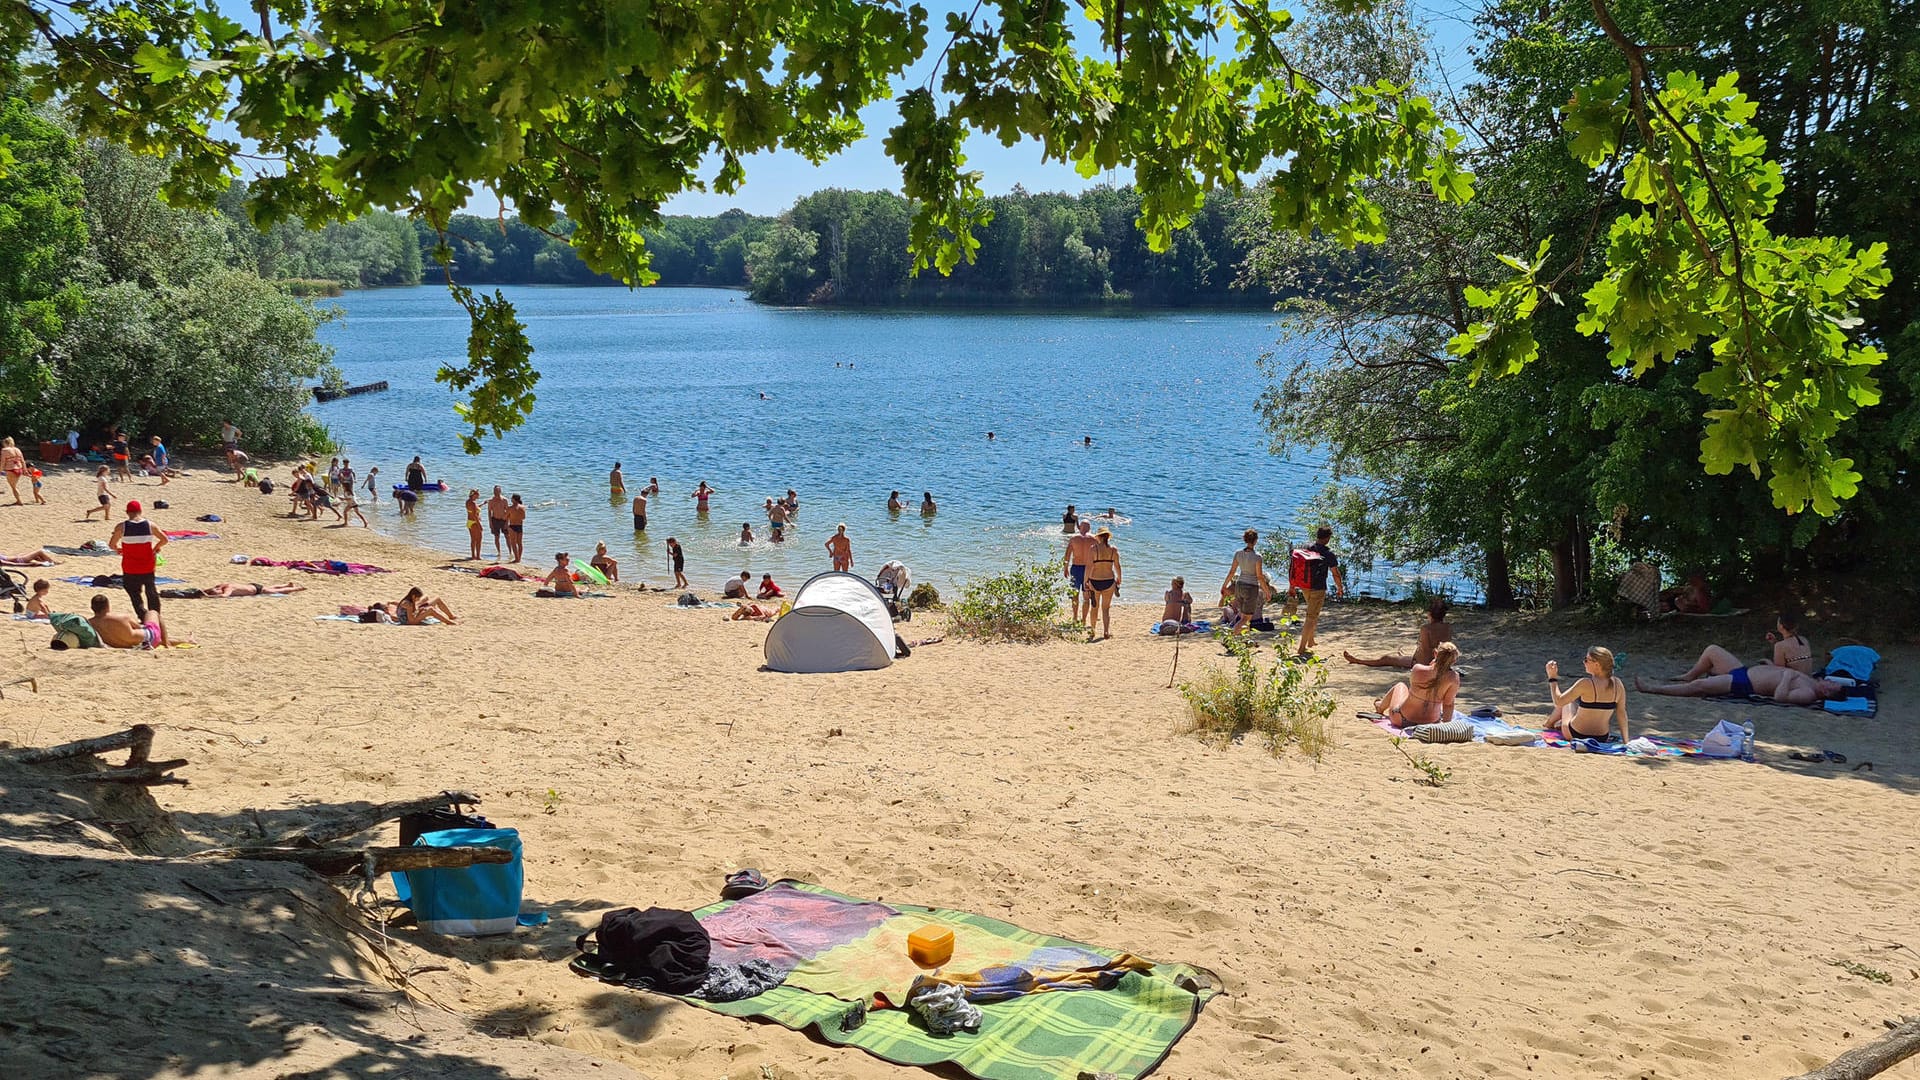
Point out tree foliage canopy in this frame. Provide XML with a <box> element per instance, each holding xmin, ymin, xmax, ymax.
<box><xmin>2</xmin><ymin>0</ymin><xmax>1464</xmax><ymax>450</ymax></box>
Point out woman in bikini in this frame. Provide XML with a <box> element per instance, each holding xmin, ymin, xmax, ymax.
<box><xmin>1346</xmin><ymin>598</ymin><xmax>1453</xmax><ymax>668</ymax></box>
<box><xmin>1084</xmin><ymin>528</ymin><xmax>1121</xmax><ymax>641</ymax></box>
<box><xmin>397</xmin><ymin>586</ymin><xmax>458</xmax><ymax>625</ymax></box>
<box><xmin>1768</xmin><ymin>612</ymin><xmax>1813</xmax><ymax>674</ymax></box>
<box><xmin>591</xmin><ymin>541</ymin><xmax>620</xmax><ymax>582</ymax></box>
<box><xmin>465</xmin><ymin>490</ymin><xmax>484</xmax><ymax>560</ymax></box>
<box><xmin>1545</xmin><ymin>645</ymin><xmax>1629</xmax><ymax>741</ymax></box>
<box><xmin>1</xmin><ymin>436</ymin><xmax>27</xmax><ymax>504</ymax></box>
<box><xmin>1377</xmin><ymin>642</ymin><xmax>1461</xmax><ymax>727</ymax></box>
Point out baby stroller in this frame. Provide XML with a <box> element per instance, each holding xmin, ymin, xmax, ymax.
<box><xmin>1</xmin><ymin>568</ymin><xmax>30</xmax><ymax>614</ymax></box>
<box><xmin>875</xmin><ymin>561</ymin><xmax>912</xmax><ymax>622</ymax></box>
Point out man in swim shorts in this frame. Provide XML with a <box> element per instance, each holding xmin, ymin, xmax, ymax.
<box><xmin>1062</xmin><ymin>520</ymin><xmax>1095</xmax><ymax>625</ymax></box>
<box><xmin>88</xmin><ymin>594</ymin><xmax>168</xmax><ymax>649</ymax></box>
<box><xmin>1635</xmin><ymin>645</ymin><xmax>1850</xmax><ymax>706</ymax></box>
<box><xmin>632</xmin><ymin>491</ymin><xmax>648</xmax><ymax>531</ymax></box>
<box><xmin>487</xmin><ymin>486</ymin><xmax>509</xmax><ymax>558</ymax></box>
<box><xmin>767</xmin><ymin>498</ymin><xmax>790</xmax><ymax>542</ymax></box>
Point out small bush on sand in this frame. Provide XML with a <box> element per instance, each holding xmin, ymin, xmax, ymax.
<box><xmin>949</xmin><ymin>557</ymin><xmax>1071</xmax><ymax>642</ymax></box>
<box><xmin>908</xmin><ymin>582</ymin><xmax>941</xmax><ymax>610</ymax></box>
<box><xmin>1181</xmin><ymin>631</ymin><xmax>1335</xmax><ymax>759</ymax></box>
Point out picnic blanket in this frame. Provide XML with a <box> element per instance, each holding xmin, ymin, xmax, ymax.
<box><xmin>249</xmin><ymin>558</ymin><xmax>389</xmax><ymax>575</ymax></box>
<box><xmin>1358</xmin><ymin>712</ymin><xmax>1710</xmax><ymax>756</ymax></box>
<box><xmin>60</xmin><ymin>574</ymin><xmax>186</xmax><ymax>587</ymax></box>
<box><xmin>574</xmin><ymin>881</ymin><xmax>1218</xmax><ymax>1080</ymax></box>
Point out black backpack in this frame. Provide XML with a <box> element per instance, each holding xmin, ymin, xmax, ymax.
<box><xmin>577</xmin><ymin>907</ymin><xmax>710</xmax><ymax>993</ymax></box>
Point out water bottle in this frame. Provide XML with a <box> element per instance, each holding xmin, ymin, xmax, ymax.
<box><xmin>1740</xmin><ymin>721</ymin><xmax>1756</xmax><ymax>762</ymax></box>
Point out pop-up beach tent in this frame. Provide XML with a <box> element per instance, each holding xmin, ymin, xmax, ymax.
<box><xmin>763</xmin><ymin>572</ymin><xmax>895</xmax><ymax>673</ymax></box>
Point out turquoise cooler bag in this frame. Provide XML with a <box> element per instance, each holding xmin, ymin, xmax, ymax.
<box><xmin>395</xmin><ymin>827</ymin><xmax>524</xmax><ymax>936</ymax></box>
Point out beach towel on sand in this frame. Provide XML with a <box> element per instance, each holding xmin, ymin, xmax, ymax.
<box><xmin>572</xmin><ymin>881</ymin><xmax>1218</xmax><ymax>1080</ymax></box>
<box><xmin>250</xmin><ymin>558</ymin><xmax>389</xmax><ymax>575</ymax></box>
<box><xmin>1358</xmin><ymin>712</ymin><xmax>1707</xmax><ymax>756</ymax></box>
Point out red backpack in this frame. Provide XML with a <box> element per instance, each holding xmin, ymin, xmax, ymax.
<box><xmin>1288</xmin><ymin>548</ymin><xmax>1321</xmax><ymax>592</ymax></box>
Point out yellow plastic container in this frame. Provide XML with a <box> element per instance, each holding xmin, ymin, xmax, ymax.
<box><xmin>907</xmin><ymin>925</ymin><xmax>954</xmax><ymax>968</ymax></box>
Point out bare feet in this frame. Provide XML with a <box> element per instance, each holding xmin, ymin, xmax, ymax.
<box><xmin>1633</xmin><ymin>675</ymin><xmax>1650</xmax><ymax>692</ymax></box>
<box><xmin>1343</xmin><ymin>651</ymin><xmax>1361</xmax><ymax>664</ymax></box>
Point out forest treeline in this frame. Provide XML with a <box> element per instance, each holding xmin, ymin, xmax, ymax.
<box><xmin>246</xmin><ymin>188</ymin><xmax>1280</xmax><ymax>307</ymax></box>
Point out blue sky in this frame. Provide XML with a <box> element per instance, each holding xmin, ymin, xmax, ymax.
<box><xmin>205</xmin><ymin>0</ymin><xmax>1481</xmax><ymax>217</ymax></box>
<box><xmin>662</xmin><ymin>0</ymin><xmax>1482</xmax><ymax>215</ymax></box>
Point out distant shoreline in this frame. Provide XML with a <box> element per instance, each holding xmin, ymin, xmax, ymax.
<box><xmin>312</xmin><ymin>280</ymin><xmax>1283</xmax><ymax>316</ymax></box>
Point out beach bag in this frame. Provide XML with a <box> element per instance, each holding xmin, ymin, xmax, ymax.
<box><xmin>395</xmin><ymin>827</ymin><xmax>525</xmax><ymax>936</ymax></box>
<box><xmin>1699</xmin><ymin>720</ymin><xmax>1745</xmax><ymax>759</ymax></box>
<box><xmin>48</xmin><ymin>612</ymin><xmax>101</xmax><ymax>650</ymax></box>
<box><xmin>578</xmin><ymin>907</ymin><xmax>710</xmax><ymax>992</ymax></box>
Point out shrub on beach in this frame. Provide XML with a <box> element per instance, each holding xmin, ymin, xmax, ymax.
<box><xmin>907</xmin><ymin>582</ymin><xmax>941</xmax><ymax>610</ymax></box>
<box><xmin>948</xmin><ymin>557</ymin><xmax>1071</xmax><ymax>642</ymax></box>
<box><xmin>1181</xmin><ymin>631</ymin><xmax>1335</xmax><ymax>759</ymax></box>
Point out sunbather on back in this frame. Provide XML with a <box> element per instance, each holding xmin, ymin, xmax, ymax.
<box><xmin>1637</xmin><ymin>644</ymin><xmax>1844</xmax><ymax>705</ymax></box>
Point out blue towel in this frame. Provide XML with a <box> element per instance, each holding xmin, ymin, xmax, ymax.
<box><xmin>1822</xmin><ymin>695</ymin><xmax>1876</xmax><ymax>715</ymax></box>
<box><xmin>59</xmin><ymin>575</ymin><xmax>186</xmax><ymax>586</ymax></box>
<box><xmin>1148</xmin><ymin>619</ymin><xmax>1213</xmax><ymax>636</ymax></box>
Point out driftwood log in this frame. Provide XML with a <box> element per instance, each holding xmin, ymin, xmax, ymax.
<box><xmin>0</xmin><ymin>725</ymin><xmax>187</xmax><ymax>785</ymax></box>
<box><xmin>271</xmin><ymin>790</ymin><xmax>482</xmax><ymax>847</ymax></box>
<box><xmin>1790</xmin><ymin>1017</ymin><xmax>1920</xmax><ymax>1080</ymax></box>
<box><xmin>2</xmin><ymin>723</ymin><xmax>155</xmax><ymax>765</ymax></box>
<box><xmin>195</xmin><ymin>844</ymin><xmax>513</xmax><ymax>877</ymax></box>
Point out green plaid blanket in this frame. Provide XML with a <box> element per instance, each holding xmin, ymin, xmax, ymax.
<box><xmin>574</xmin><ymin>881</ymin><xmax>1219</xmax><ymax>1080</ymax></box>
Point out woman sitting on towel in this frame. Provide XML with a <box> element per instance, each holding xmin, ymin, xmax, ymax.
<box><xmin>1545</xmin><ymin>646</ymin><xmax>1630</xmax><ymax>742</ymax></box>
<box><xmin>1376</xmin><ymin>642</ymin><xmax>1460</xmax><ymax>728</ymax></box>
<box><xmin>396</xmin><ymin>586</ymin><xmax>458</xmax><ymax>625</ymax></box>
<box><xmin>1345</xmin><ymin>597</ymin><xmax>1453</xmax><ymax>668</ymax></box>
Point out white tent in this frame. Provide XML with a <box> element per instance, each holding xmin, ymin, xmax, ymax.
<box><xmin>763</xmin><ymin>572</ymin><xmax>895</xmax><ymax>673</ymax></box>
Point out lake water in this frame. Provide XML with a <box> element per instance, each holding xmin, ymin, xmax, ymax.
<box><xmin>311</xmin><ymin>286</ymin><xmax>1449</xmax><ymax>598</ymax></box>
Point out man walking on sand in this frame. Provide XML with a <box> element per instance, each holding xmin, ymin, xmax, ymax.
<box><xmin>1063</xmin><ymin>520</ymin><xmax>1096</xmax><ymax>625</ymax></box>
<box><xmin>826</xmin><ymin>523</ymin><xmax>853</xmax><ymax>572</ymax></box>
<box><xmin>110</xmin><ymin>499</ymin><xmax>167</xmax><ymax>621</ymax></box>
<box><xmin>1281</xmin><ymin>525</ymin><xmax>1346</xmax><ymax>658</ymax></box>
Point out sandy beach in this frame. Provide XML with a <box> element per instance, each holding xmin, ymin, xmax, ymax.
<box><xmin>2</xmin><ymin>460</ymin><xmax>1916</xmax><ymax>1079</ymax></box>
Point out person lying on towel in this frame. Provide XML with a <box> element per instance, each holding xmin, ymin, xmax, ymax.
<box><xmin>1636</xmin><ymin>644</ymin><xmax>1847</xmax><ymax>706</ymax></box>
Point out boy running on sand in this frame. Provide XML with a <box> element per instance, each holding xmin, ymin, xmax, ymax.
<box><xmin>84</xmin><ymin>466</ymin><xmax>113</xmax><ymax>521</ymax></box>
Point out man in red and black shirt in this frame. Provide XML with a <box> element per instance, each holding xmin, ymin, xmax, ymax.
<box><xmin>109</xmin><ymin>500</ymin><xmax>168</xmax><ymax>619</ymax></box>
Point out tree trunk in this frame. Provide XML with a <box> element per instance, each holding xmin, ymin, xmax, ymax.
<box><xmin>1483</xmin><ymin>536</ymin><xmax>1515</xmax><ymax>609</ymax></box>
<box><xmin>1552</xmin><ymin>529</ymin><xmax>1576</xmax><ymax>608</ymax></box>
